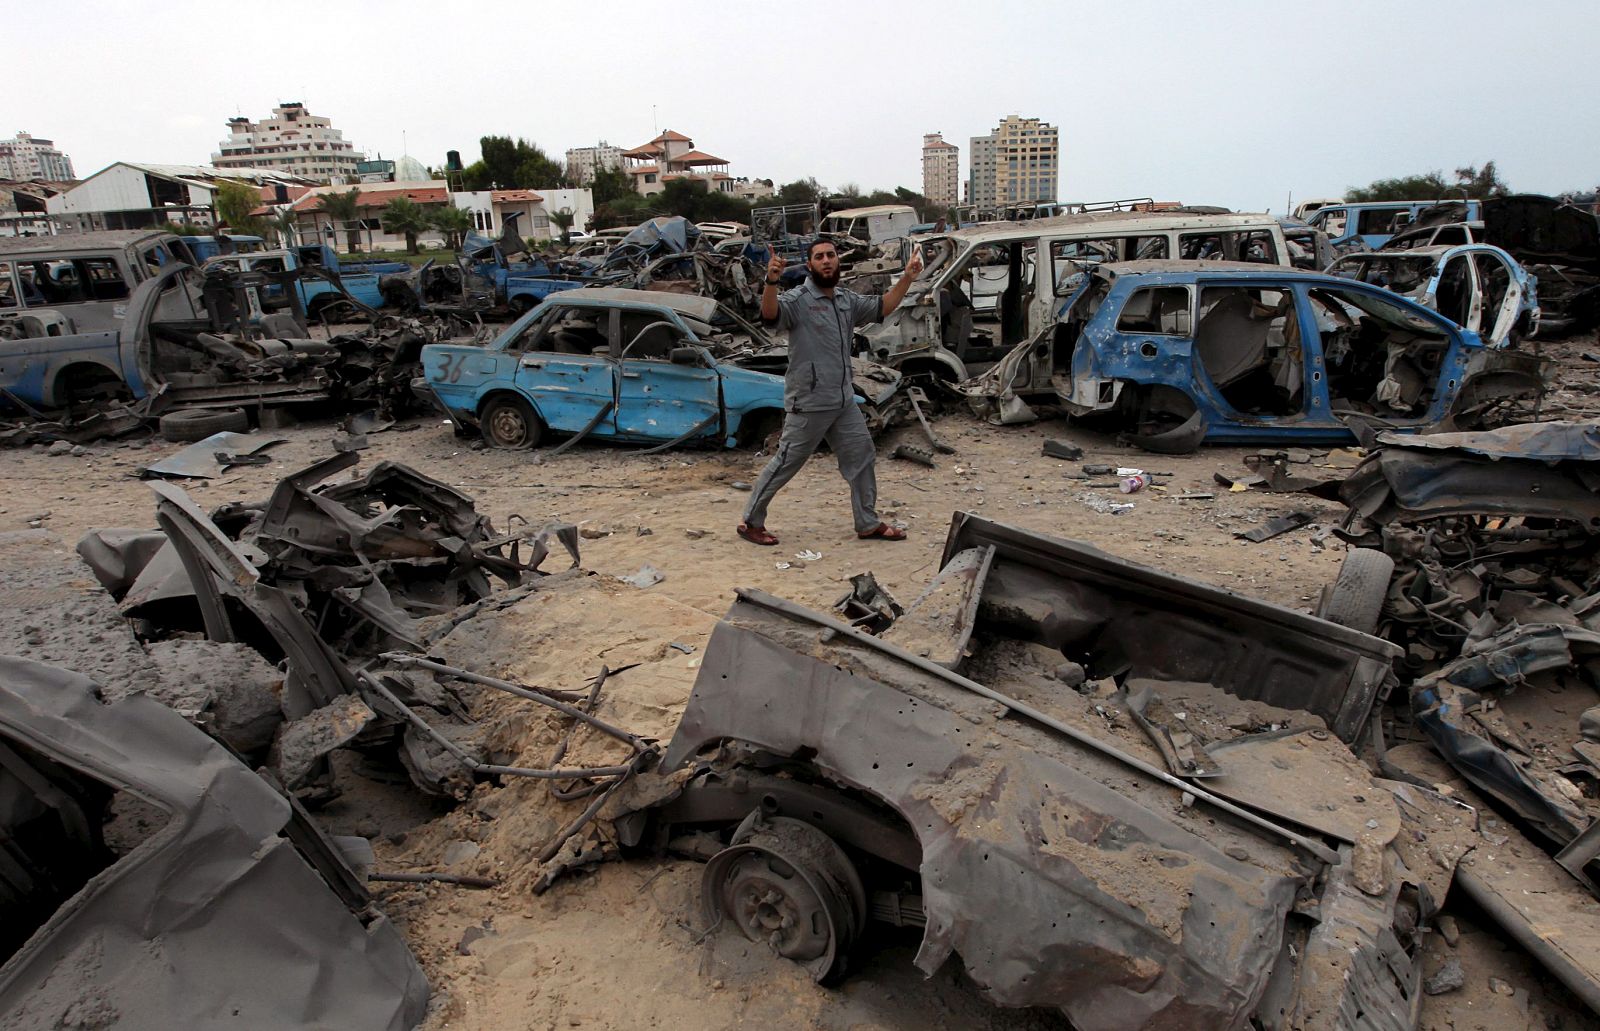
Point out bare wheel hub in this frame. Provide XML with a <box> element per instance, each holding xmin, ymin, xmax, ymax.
<box><xmin>702</xmin><ymin>813</ymin><xmax>865</xmax><ymax>983</ymax></box>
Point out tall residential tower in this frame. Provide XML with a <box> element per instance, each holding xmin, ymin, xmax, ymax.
<box><xmin>921</xmin><ymin>132</ymin><xmax>960</xmax><ymax>208</ymax></box>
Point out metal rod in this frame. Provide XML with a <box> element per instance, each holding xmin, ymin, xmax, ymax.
<box><xmin>359</xmin><ymin>671</ymin><xmax>638</xmax><ymax>782</ymax></box>
<box><xmin>734</xmin><ymin>588</ymin><xmax>1341</xmax><ymax>866</ymax></box>
<box><xmin>538</xmin><ymin>752</ymin><xmax>649</xmax><ymax>864</ymax></box>
<box><xmin>379</xmin><ymin>653</ymin><xmax>585</xmax><ymax>702</ymax></box>
<box><xmin>378</xmin><ymin>653</ymin><xmax>648</xmax><ymax>749</ymax></box>
<box><xmin>369</xmin><ymin>871</ymin><xmax>497</xmax><ymax>889</ymax></box>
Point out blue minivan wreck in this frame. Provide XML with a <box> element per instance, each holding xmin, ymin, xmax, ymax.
<box><xmin>418</xmin><ymin>288</ymin><xmax>901</xmax><ymax>451</ymax></box>
<box><xmin>960</xmin><ymin>260</ymin><xmax>1546</xmax><ymax>451</ymax></box>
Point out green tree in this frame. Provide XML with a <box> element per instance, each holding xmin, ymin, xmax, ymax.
<box><xmin>265</xmin><ymin>208</ymin><xmax>300</xmax><ymax>248</ymax></box>
<box><xmin>774</xmin><ymin>177</ymin><xmax>826</xmax><ymax>207</ymax></box>
<box><xmin>592</xmin><ymin>191</ymin><xmax>650</xmax><ymax>230</ymax></box>
<box><xmin>429</xmin><ymin>204</ymin><xmax>474</xmax><ymax>249</ymax></box>
<box><xmin>549</xmin><ymin>206</ymin><xmax>576</xmax><ymax>245</ymax></box>
<box><xmin>214</xmin><ymin>180</ymin><xmax>265</xmax><ymax>236</ymax></box>
<box><xmin>589</xmin><ymin>165</ymin><xmax>633</xmax><ymax>206</ymax></box>
<box><xmin>478</xmin><ymin>135</ymin><xmax>568</xmax><ymax>189</ymax></box>
<box><xmin>382</xmin><ymin>197</ymin><xmax>432</xmax><ymax>254</ymax></box>
<box><xmin>1346</xmin><ymin>162</ymin><xmax>1511</xmax><ymax>203</ymax></box>
<box><xmin>317</xmin><ymin>188</ymin><xmax>364</xmax><ymax>253</ymax></box>
<box><xmin>1452</xmin><ymin>162</ymin><xmax>1510</xmax><ymax>199</ymax></box>
<box><xmin>460</xmin><ymin>160</ymin><xmax>491</xmax><ymax>191</ymax></box>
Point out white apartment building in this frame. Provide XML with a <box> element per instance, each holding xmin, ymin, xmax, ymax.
<box><xmin>211</xmin><ymin>103</ymin><xmax>364</xmax><ymax>183</ymax></box>
<box><xmin>565</xmin><ymin>142</ymin><xmax>623</xmax><ymax>185</ymax></box>
<box><xmin>0</xmin><ymin>132</ymin><xmax>75</xmax><ymax>181</ymax></box>
<box><xmin>921</xmin><ymin>133</ymin><xmax>959</xmax><ymax>208</ymax></box>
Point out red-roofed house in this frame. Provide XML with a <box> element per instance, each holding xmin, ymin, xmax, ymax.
<box><xmin>285</xmin><ymin>180</ymin><xmax>452</xmax><ymax>250</ymax></box>
<box><xmin>621</xmin><ymin>130</ymin><xmax>750</xmax><ymax>197</ymax></box>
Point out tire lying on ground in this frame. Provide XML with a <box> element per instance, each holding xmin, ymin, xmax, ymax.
<box><xmin>158</xmin><ymin>407</ymin><xmax>251</xmax><ymax>443</ymax></box>
<box><xmin>1317</xmin><ymin>548</ymin><xmax>1395</xmax><ymax>635</ymax></box>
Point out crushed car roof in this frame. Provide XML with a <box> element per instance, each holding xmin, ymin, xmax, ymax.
<box><xmin>941</xmin><ymin>209</ymin><xmax>1281</xmax><ymax>245</ymax></box>
<box><xmin>0</xmin><ymin>230</ymin><xmax>178</xmax><ymax>255</ymax></box>
<box><xmin>548</xmin><ymin>287</ymin><xmax>721</xmax><ymax>320</ymax></box>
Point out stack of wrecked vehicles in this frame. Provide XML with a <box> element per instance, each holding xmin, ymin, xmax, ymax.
<box><xmin>2</xmin><ymin>454</ymin><xmax>611</xmax><ymax>1028</ymax></box>
<box><xmin>0</xmin><ymin>243</ymin><xmax>446</xmax><ymax>445</ymax></box>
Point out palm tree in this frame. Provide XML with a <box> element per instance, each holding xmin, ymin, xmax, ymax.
<box><xmin>382</xmin><ymin>198</ymin><xmax>432</xmax><ymax>255</ymax></box>
<box><xmin>429</xmin><ymin>205</ymin><xmax>474</xmax><ymax>250</ymax></box>
<box><xmin>317</xmin><ymin>188</ymin><xmax>364</xmax><ymax>254</ymax></box>
<box><xmin>266</xmin><ymin>208</ymin><xmax>299</xmax><ymax>249</ymax></box>
<box><xmin>549</xmin><ymin>206</ymin><xmax>576</xmax><ymax>246</ymax></box>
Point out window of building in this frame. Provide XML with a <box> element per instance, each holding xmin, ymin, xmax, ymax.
<box><xmin>532</xmin><ymin>215</ymin><xmax>550</xmax><ymax>229</ymax></box>
<box><xmin>644</xmin><ymin>173</ymin><xmax>657</xmax><ymax>184</ymax></box>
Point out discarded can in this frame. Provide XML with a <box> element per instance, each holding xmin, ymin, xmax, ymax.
<box><xmin>1119</xmin><ymin>473</ymin><xmax>1152</xmax><ymax>494</ymax></box>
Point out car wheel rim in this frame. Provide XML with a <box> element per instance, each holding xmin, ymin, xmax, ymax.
<box><xmin>488</xmin><ymin>407</ymin><xmax>527</xmax><ymax>447</ymax></box>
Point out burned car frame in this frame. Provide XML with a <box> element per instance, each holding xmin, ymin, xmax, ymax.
<box><xmin>1326</xmin><ymin>243</ymin><xmax>1540</xmax><ymax>347</ymax></box>
<box><xmin>0</xmin><ymin>656</ymin><xmax>428</xmax><ymax>1030</ymax></box>
<box><xmin>959</xmin><ymin>260</ymin><xmax>1548</xmax><ymax>451</ymax></box>
<box><xmin>418</xmin><ymin>287</ymin><xmax>903</xmax><ymax>451</ymax></box>
<box><xmin>623</xmin><ymin>513</ymin><xmax>1454</xmax><ymax>1029</ymax></box>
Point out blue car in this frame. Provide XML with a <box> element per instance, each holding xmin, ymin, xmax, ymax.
<box><xmin>959</xmin><ymin>260</ymin><xmax>1547</xmax><ymax>452</ymax></box>
<box><xmin>418</xmin><ymin>289</ymin><xmax>798</xmax><ymax>451</ymax></box>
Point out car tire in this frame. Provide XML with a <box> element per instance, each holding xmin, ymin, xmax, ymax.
<box><xmin>480</xmin><ymin>395</ymin><xmax>543</xmax><ymax>450</ymax></box>
<box><xmin>1318</xmin><ymin>549</ymin><xmax>1395</xmax><ymax>635</ymax></box>
<box><xmin>158</xmin><ymin>407</ymin><xmax>250</xmax><ymax>443</ymax></box>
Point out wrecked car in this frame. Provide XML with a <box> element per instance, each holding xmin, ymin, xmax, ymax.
<box><xmin>78</xmin><ymin>453</ymin><xmax>581</xmax><ymax>799</ymax></box>
<box><xmin>0</xmin><ymin>229</ymin><xmax>198</xmax><ymax>342</ymax></box>
<box><xmin>1396</xmin><ymin>194</ymin><xmax>1600</xmax><ymax>336</ymax></box>
<box><xmin>858</xmin><ymin>211</ymin><xmax>1294</xmax><ymax>384</ymax></box>
<box><xmin>1306</xmin><ymin>200</ymin><xmax>1478</xmax><ymax>252</ymax></box>
<box><xmin>0</xmin><ymin>655</ymin><xmax>428</xmax><ymax>1030</ymax></box>
<box><xmin>622</xmin><ymin>512</ymin><xmax>1465</xmax><ymax>1029</ymax></box>
<box><xmin>1323</xmin><ymin>422</ymin><xmax>1600</xmax><ymax>1008</ymax></box>
<box><xmin>417</xmin><ymin>288</ymin><xmax>903</xmax><ymax>451</ymax></box>
<box><xmin>1325</xmin><ymin>243</ymin><xmax>1539</xmax><ymax>347</ymax></box>
<box><xmin>0</xmin><ymin>261</ymin><xmax>431</xmax><ymax>423</ymax></box>
<box><xmin>958</xmin><ymin>260</ymin><xmax>1548</xmax><ymax>452</ymax></box>
<box><xmin>201</xmin><ymin>243</ymin><xmax>390</xmax><ymax>321</ymax></box>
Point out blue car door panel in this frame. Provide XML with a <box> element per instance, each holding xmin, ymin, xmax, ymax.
<box><xmin>614</xmin><ymin>357</ymin><xmax>721</xmax><ymax>440</ymax></box>
<box><xmin>516</xmin><ymin>353</ymin><xmax>616</xmax><ymax>434</ymax></box>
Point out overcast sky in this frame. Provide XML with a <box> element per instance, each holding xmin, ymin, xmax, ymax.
<box><xmin>12</xmin><ymin>0</ymin><xmax>1598</xmax><ymax>212</ymax></box>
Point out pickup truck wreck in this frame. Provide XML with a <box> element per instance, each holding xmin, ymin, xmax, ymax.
<box><xmin>957</xmin><ymin>260</ymin><xmax>1548</xmax><ymax>452</ymax></box>
<box><xmin>0</xmin><ymin>261</ymin><xmax>431</xmax><ymax>426</ymax></box>
<box><xmin>619</xmin><ymin>512</ymin><xmax>1483</xmax><ymax>1029</ymax></box>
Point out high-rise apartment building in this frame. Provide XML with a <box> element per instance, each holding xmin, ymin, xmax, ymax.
<box><xmin>0</xmin><ymin>132</ymin><xmax>75</xmax><ymax>181</ymax></box>
<box><xmin>921</xmin><ymin>133</ymin><xmax>960</xmax><ymax>208</ymax></box>
<box><xmin>211</xmin><ymin>103</ymin><xmax>364</xmax><ymax>183</ymax></box>
<box><xmin>967</xmin><ymin>132</ymin><xmax>997</xmax><ymax>208</ymax></box>
<box><xmin>969</xmin><ymin>115</ymin><xmax>1058</xmax><ymax>210</ymax></box>
<box><xmin>564</xmin><ymin>142</ymin><xmax>623</xmax><ymax>185</ymax></box>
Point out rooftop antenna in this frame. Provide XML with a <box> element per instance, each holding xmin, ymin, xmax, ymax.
<box><xmin>653</xmin><ymin>105</ymin><xmax>658</xmax><ymax>134</ymax></box>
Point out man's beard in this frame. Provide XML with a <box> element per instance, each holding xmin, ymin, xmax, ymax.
<box><xmin>809</xmin><ymin>267</ymin><xmax>840</xmax><ymax>288</ymax></box>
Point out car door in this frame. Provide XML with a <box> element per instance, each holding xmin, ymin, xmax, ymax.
<box><xmin>513</xmin><ymin>305</ymin><xmax>619</xmax><ymax>435</ymax></box>
<box><xmin>1471</xmin><ymin>249</ymin><xmax>1524</xmax><ymax>347</ymax></box>
<box><xmin>1425</xmin><ymin>252</ymin><xmax>1478</xmax><ymax>332</ymax></box>
<box><xmin>613</xmin><ymin>311</ymin><xmax>720</xmax><ymax>442</ymax></box>
<box><xmin>1188</xmin><ymin>281</ymin><xmax>1313</xmax><ymax>423</ymax></box>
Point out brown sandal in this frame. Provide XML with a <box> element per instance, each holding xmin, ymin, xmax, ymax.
<box><xmin>737</xmin><ymin>523</ymin><xmax>779</xmax><ymax>546</ymax></box>
<box><xmin>857</xmin><ymin>523</ymin><xmax>907</xmax><ymax>541</ymax></box>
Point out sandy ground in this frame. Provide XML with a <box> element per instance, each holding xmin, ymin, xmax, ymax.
<box><xmin>5</xmin><ymin>335</ymin><xmax>1600</xmax><ymax>1028</ymax></box>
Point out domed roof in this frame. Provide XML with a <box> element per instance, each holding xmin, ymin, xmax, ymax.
<box><xmin>394</xmin><ymin>154</ymin><xmax>429</xmax><ymax>182</ymax></box>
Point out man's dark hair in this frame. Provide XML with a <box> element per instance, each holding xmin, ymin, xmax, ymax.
<box><xmin>806</xmin><ymin>237</ymin><xmax>837</xmax><ymax>261</ymax></box>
